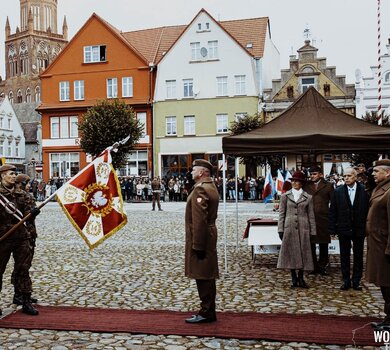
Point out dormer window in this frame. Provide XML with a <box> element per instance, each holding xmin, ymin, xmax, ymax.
<box><xmin>301</xmin><ymin>77</ymin><xmax>315</xmax><ymax>92</ymax></box>
<box><xmin>198</xmin><ymin>23</ymin><xmax>202</xmax><ymax>30</ymax></box>
<box><xmin>206</xmin><ymin>23</ymin><xmax>210</xmax><ymax>30</ymax></box>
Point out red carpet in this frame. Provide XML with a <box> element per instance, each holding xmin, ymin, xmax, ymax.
<box><xmin>0</xmin><ymin>306</ymin><xmax>382</xmax><ymax>346</ymax></box>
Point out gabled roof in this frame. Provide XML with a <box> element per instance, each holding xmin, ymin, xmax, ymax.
<box><xmin>222</xmin><ymin>87</ymin><xmax>390</xmax><ymax>155</ymax></box>
<box><xmin>120</xmin><ymin>9</ymin><xmax>269</xmax><ymax>64</ymax></box>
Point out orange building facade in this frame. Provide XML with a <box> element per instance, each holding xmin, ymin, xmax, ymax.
<box><xmin>38</xmin><ymin>14</ymin><xmax>156</xmax><ymax>182</ymax></box>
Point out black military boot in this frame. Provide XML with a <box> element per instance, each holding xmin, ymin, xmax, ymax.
<box><xmin>291</xmin><ymin>270</ymin><xmax>298</xmax><ymax>288</ymax></box>
<box><xmin>298</xmin><ymin>270</ymin><xmax>309</xmax><ymax>288</ymax></box>
<box><xmin>22</xmin><ymin>294</ymin><xmax>39</xmax><ymax>316</ymax></box>
<box><xmin>13</xmin><ymin>293</ymin><xmax>38</xmax><ymax>305</ymax></box>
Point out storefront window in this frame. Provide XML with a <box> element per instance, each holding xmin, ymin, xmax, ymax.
<box><xmin>118</xmin><ymin>150</ymin><xmax>148</xmax><ymax>177</ymax></box>
<box><xmin>50</xmin><ymin>152</ymin><xmax>79</xmax><ymax>178</ymax></box>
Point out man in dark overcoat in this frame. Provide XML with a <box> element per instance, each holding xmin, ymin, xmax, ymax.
<box><xmin>329</xmin><ymin>168</ymin><xmax>369</xmax><ymax>291</ymax></box>
<box><xmin>304</xmin><ymin>166</ymin><xmax>334</xmax><ymax>275</ymax></box>
<box><xmin>366</xmin><ymin>159</ymin><xmax>390</xmax><ymax>331</ymax></box>
<box><xmin>184</xmin><ymin>159</ymin><xmax>219</xmax><ymax>324</ymax></box>
<box><xmin>0</xmin><ymin>165</ymin><xmax>40</xmax><ymax>315</ymax></box>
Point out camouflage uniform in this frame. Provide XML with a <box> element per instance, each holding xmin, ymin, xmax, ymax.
<box><xmin>0</xmin><ymin>182</ymin><xmax>36</xmax><ymax>306</ymax></box>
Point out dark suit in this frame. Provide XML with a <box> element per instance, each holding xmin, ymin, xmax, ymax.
<box><xmin>329</xmin><ymin>182</ymin><xmax>369</xmax><ymax>285</ymax></box>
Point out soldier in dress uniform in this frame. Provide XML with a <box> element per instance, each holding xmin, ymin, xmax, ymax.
<box><xmin>303</xmin><ymin>166</ymin><xmax>334</xmax><ymax>275</ymax></box>
<box><xmin>184</xmin><ymin>159</ymin><xmax>219</xmax><ymax>324</ymax></box>
<box><xmin>11</xmin><ymin>174</ymin><xmax>39</xmax><ymax>306</ymax></box>
<box><xmin>151</xmin><ymin>176</ymin><xmax>163</xmax><ymax>211</ymax></box>
<box><xmin>0</xmin><ymin>165</ymin><xmax>40</xmax><ymax>315</ymax></box>
<box><xmin>366</xmin><ymin>159</ymin><xmax>390</xmax><ymax>331</ymax></box>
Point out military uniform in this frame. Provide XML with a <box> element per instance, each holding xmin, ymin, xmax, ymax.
<box><xmin>184</xmin><ymin>159</ymin><xmax>219</xmax><ymax>323</ymax></box>
<box><xmin>0</xmin><ymin>165</ymin><xmax>39</xmax><ymax>315</ymax></box>
<box><xmin>151</xmin><ymin>178</ymin><xmax>162</xmax><ymax>211</ymax></box>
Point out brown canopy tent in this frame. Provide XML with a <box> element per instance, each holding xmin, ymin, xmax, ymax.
<box><xmin>222</xmin><ymin>87</ymin><xmax>390</xmax><ymax>155</ymax></box>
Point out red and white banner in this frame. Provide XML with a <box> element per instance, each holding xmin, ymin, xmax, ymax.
<box><xmin>56</xmin><ymin>148</ymin><xmax>127</xmax><ymax>249</ymax></box>
<box><xmin>282</xmin><ymin>170</ymin><xmax>292</xmax><ymax>193</ymax></box>
<box><xmin>276</xmin><ymin>169</ymin><xmax>284</xmax><ymax>194</ymax></box>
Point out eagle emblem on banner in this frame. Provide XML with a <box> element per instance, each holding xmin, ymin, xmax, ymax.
<box><xmin>56</xmin><ymin>149</ymin><xmax>127</xmax><ymax>249</ymax></box>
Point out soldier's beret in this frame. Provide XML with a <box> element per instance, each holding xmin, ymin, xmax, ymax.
<box><xmin>373</xmin><ymin>159</ymin><xmax>390</xmax><ymax>167</ymax></box>
<box><xmin>309</xmin><ymin>165</ymin><xmax>323</xmax><ymax>173</ymax></box>
<box><xmin>193</xmin><ymin>159</ymin><xmax>213</xmax><ymax>173</ymax></box>
<box><xmin>0</xmin><ymin>164</ymin><xmax>16</xmax><ymax>173</ymax></box>
<box><xmin>15</xmin><ymin>174</ymin><xmax>31</xmax><ymax>183</ymax></box>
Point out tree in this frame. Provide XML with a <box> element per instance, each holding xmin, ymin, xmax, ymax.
<box><xmin>79</xmin><ymin>99</ymin><xmax>143</xmax><ymax>169</ymax></box>
<box><xmin>351</xmin><ymin>111</ymin><xmax>390</xmax><ymax>167</ymax></box>
<box><xmin>229</xmin><ymin>114</ymin><xmax>282</xmax><ymax>176</ymax></box>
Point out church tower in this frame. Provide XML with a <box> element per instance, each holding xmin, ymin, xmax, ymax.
<box><xmin>1</xmin><ymin>0</ymin><xmax>68</xmax><ymax>103</ymax></box>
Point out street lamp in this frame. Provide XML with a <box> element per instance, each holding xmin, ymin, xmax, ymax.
<box><xmin>29</xmin><ymin>157</ymin><xmax>38</xmax><ymax>179</ymax></box>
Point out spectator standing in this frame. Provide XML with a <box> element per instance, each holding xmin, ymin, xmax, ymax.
<box><xmin>277</xmin><ymin>171</ymin><xmax>316</xmax><ymax>288</ymax></box>
<box><xmin>303</xmin><ymin>166</ymin><xmax>334</xmax><ymax>275</ymax></box>
<box><xmin>329</xmin><ymin>168</ymin><xmax>369</xmax><ymax>291</ymax></box>
<box><xmin>366</xmin><ymin>159</ymin><xmax>390</xmax><ymax>331</ymax></box>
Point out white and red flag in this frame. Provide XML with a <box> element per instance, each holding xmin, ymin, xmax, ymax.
<box><xmin>262</xmin><ymin>170</ymin><xmax>276</xmax><ymax>203</ymax></box>
<box><xmin>276</xmin><ymin>169</ymin><xmax>284</xmax><ymax>194</ymax></box>
<box><xmin>55</xmin><ymin>148</ymin><xmax>127</xmax><ymax>249</ymax></box>
<box><xmin>282</xmin><ymin>170</ymin><xmax>292</xmax><ymax>193</ymax></box>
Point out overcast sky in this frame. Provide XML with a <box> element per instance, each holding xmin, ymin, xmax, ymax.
<box><xmin>1</xmin><ymin>0</ymin><xmax>390</xmax><ymax>84</ymax></box>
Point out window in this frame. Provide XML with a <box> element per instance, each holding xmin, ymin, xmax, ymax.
<box><xmin>35</xmin><ymin>86</ymin><xmax>40</xmax><ymax>102</ymax></box>
<box><xmin>235</xmin><ymin>75</ymin><xmax>246</xmax><ymax>95</ymax></box>
<box><xmin>7</xmin><ymin>117</ymin><xmax>11</xmax><ymax>129</ymax></box>
<box><xmin>59</xmin><ymin>81</ymin><xmax>70</xmax><ymax>101</ymax></box>
<box><xmin>217</xmin><ymin>76</ymin><xmax>228</xmax><ymax>96</ymax></box>
<box><xmin>122</xmin><ymin>77</ymin><xmax>133</xmax><ymax>97</ymax></box>
<box><xmin>74</xmin><ymin>80</ymin><xmax>84</xmax><ymax>100</ymax></box>
<box><xmin>50</xmin><ymin>152</ymin><xmax>80</xmax><ymax>178</ymax></box>
<box><xmin>26</xmin><ymin>88</ymin><xmax>31</xmax><ymax>103</ymax></box>
<box><xmin>384</xmin><ymin>71</ymin><xmax>390</xmax><ymax>84</ymax></box>
<box><xmin>166</xmin><ymin>116</ymin><xmax>177</xmax><ymax>136</ymax></box>
<box><xmin>137</xmin><ymin>112</ymin><xmax>146</xmax><ymax>137</ymax></box>
<box><xmin>107</xmin><ymin>78</ymin><xmax>118</xmax><ymax>98</ymax></box>
<box><xmin>301</xmin><ymin>77</ymin><xmax>315</xmax><ymax>92</ymax></box>
<box><xmin>190</xmin><ymin>42</ymin><xmax>201</xmax><ymax>60</ymax></box>
<box><xmin>50</xmin><ymin>116</ymin><xmax>78</xmax><ymax>138</ymax></box>
<box><xmin>183</xmin><ymin>79</ymin><xmax>193</xmax><ymax>98</ymax></box>
<box><xmin>166</xmin><ymin>80</ymin><xmax>176</xmax><ymax>99</ymax></box>
<box><xmin>184</xmin><ymin>116</ymin><xmax>195</xmax><ymax>135</ymax></box>
<box><xmin>17</xmin><ymin>90</ymin><xmax>23</xmax><ymax>103</ymax></box>
<box><xmin>208</xmin><ymin>41</ymin><xmax>218</xmax><ymax>59</ymax></box>
<box><xmin>7</xmin><ymin>139</ymin><xmax>12</xmax><ymax>156</ymax></box>
<box><xmin>15</xmin><ymin>140</ymin><xmax>20</xmax><ymax>157</ymax></box>
<box><xmin>84</xmin><ymin>45</ymin><xmax>106</xmax><ymax>63</ymax></box>
<box><xmin>118</xmin><ymin>150</ymin><xmax>148</xmax><ymax>177</ymax></box>
<box><xmin>8</xmin><ymin>91</ymin><xmax>13</xmax><ymax>104</ymax></box>
<box><xmin>216</xmin><ymin>114</ymin><xmax>228</xmax><ymax>133</ymax></box>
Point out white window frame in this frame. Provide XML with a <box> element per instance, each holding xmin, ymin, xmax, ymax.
<box><xmin>190</xmin><ymin>42</ymin><xmax>201</xmax><ymax>60</ymax></box>
<box><xmin>216</xmin><ymin>114</ymin><xmax>228</xmax><ymax>134</ymax></box>
<box><xmin>183</xmin><ymin>79</ymin><xmax>194</xmax><ymax>98</ymax></box>
<box><xmin>60</xmin><ymin>117</ymin><xmax>69</xmax><ymax>139</ymax></box>
<box><xmin>137</xmin><ymin>112</ymin><xmax>147</xmax><ymax>138</ymax></box>
<box><xmin>234</xmin><ymin>75</ymin><xmax>246</xmax><ymax>95</ymax></box>
<box><xmin>122</xmin><ymin>77</ymin><xmax>133</xmax><ymax>97</ymax></box>
<box><xmin>59</xmin><ymin>81</ymin><xmax>70</xmax><ymax>101</ymax></box>
<box><xmin>15</xmin><ymin>141</ymin><xmax>20</xmax><ymax>157</ymax></box>
<box><xmin>166</xmin><ymin>80</ymin><xmax>176</xmax><ymax>99</ymax></box>
<box><xmin>301</xmin><ymin>77</ymin><xmax>316</xmax><ymax>93</ymax></box>
<box><xmin>70</xmin><ymin>117</ymin><xmax>78</xmax><ymax>138</ymax></box>
<box><xmin>107</xmin><ymin>78</ymin><xmax>118</xmax><ymax>98</ymax></box>
<box><xmin>384</xmin><ymin>71</ymin><xmax>390</xmax><ymax>84</ymax></box>
<box><xmin>50</xmin><ymin>117</ymin><xmax>59</xmax><ymax>138</ymax></box>
<box><xmin>83</xmin><ymin>45</ymin><xmax>106</xmax><ymax>63</ymax></box>
<box><xmin>74</xmin><ymin>80</ymin><xmax>84</xmax><ymax>100</ymax></box>
<box><xmin>208</xmin><ymin>41</ymin><xmax>218</xmax><ymax>59</ymax></box>
<box><xmin>217</xmin><ymin>76</ymin><xmax>228</xmax><ymax>96</ymax></box>
<box><xmin>166</xmin><ymin>116</ymin><xmax>177</xmax><ymax>136</ymax></box>
<box><xmin>184</xmin><ymin>116</ymin><xmax>195</xmax><ymax>135</ymax></box>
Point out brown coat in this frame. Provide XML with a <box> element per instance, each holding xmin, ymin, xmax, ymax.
<box><xmin>303</xmin><ymin>179</ymin><xmax>334</xmax><ymax>243</ymax></box>
<box><xmin>184</xmin><ymin>177</ymin><xmax>219</xmax><ymax>280</ymax></box>
<box><xmin>365</xmin><ymin>178</ymin><xmax>390</xmax><ymax>287</ymax></box>
<box><xmin>277</xmin><ymin>190</ymin><xmax>316</xmax><ymax>271</ymax></box>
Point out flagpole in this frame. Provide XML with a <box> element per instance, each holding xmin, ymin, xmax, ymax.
<box><xmin>0</xmin><ymin>136</ymin><xmax>130</xmax><ymax>243</ymax></box>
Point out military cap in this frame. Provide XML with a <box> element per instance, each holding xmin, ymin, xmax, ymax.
<box><xmin>15</xmin><ymin>173</ymin><xmax>31</xmax><ymax>183</ymax></box>
<box><xmin>0</xmin><ymin>164</ymin><xmax>16</xmax><ymax>173</ymax></box>
<box><xmin>192</xmin><ymin>159</ymin><xmax>213</xmax><ymax>173</ymax></box>
<box><xmin>309</xmin><ymin>165</ymin><xmax>323</xmax><ymax>173</ymax></box>
<box><xmin>373</xmin><ymin>159</ymin><xmax>390</xmax><ymax>167</ymax></box>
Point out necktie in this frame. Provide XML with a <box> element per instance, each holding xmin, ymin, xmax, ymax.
<box><xmin>348</xmin><ymin>188</ymin><xmax>354</xmax><ymax>203</ymax></box>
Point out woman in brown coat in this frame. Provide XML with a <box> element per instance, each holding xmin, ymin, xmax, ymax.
<box><xmin>277</xmin><ymin>171</ymin><xmax>316</xmax><ymax>288</ymax></box>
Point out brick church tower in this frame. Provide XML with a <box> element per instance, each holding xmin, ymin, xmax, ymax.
<box><xmin>0</xmin><ymin>0</ymin><xmax>68</xmax><ymax>103</ymax></box>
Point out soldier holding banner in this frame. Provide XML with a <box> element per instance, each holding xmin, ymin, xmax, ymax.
<box><xmin>0</xmin><ymin>165</ymin><xmax>40</xmax><ymax>316</ymax></box>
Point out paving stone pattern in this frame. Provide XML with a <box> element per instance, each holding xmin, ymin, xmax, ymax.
<box><xmin>0</xmin><ymin>202</ymin><xmax>384</xmax><ymax>349</ymax></box>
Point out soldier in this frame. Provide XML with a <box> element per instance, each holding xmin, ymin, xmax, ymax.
<box><xmin>151</xmin><ymin>176</ymin><xmax>163</xmax><ymax>211</ymax></box>
<box><xmin>0</xmin><ymin>165</ymin><xmax>40</xmax><ymax>315</ymax></box>
<box><xmin>366</xmin><ymin>159</ymin><xmax>390</xmax><ymax>331</ymax></box>
<box><xmin>303</xmin><ymin>166</ymin><xmax>334</xmax><ymax>275</ymax></box>
<box><xmin>12</xmin><ymin>174</ymin><xmax>38</xmax><ymax>305</ymax></box>
<box><xmin>184</xmin><ymin>159</ymin><xmax>219</xmax><ymax>324</ymax></box>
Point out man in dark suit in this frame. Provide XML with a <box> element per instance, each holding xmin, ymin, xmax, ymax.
<box><xmin>184</xmin><ymin>159</ymin><xmax>219</xmax><ymax>324</ymax></box>
<box><xmin>329</xmin><ymin>167</ymin><xmax>369</xmax><ymax>291</ymax></box>
<box><xmin>304</xmin><ymin>166</ymin><xmax>334</xmax><ymax>275</ymax></box>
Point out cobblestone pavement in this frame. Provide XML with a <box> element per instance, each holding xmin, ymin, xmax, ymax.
<box><xmin>0</xmin><ymin>201</ymin><xmax>385</xmax><ymax>349</ymax></box>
